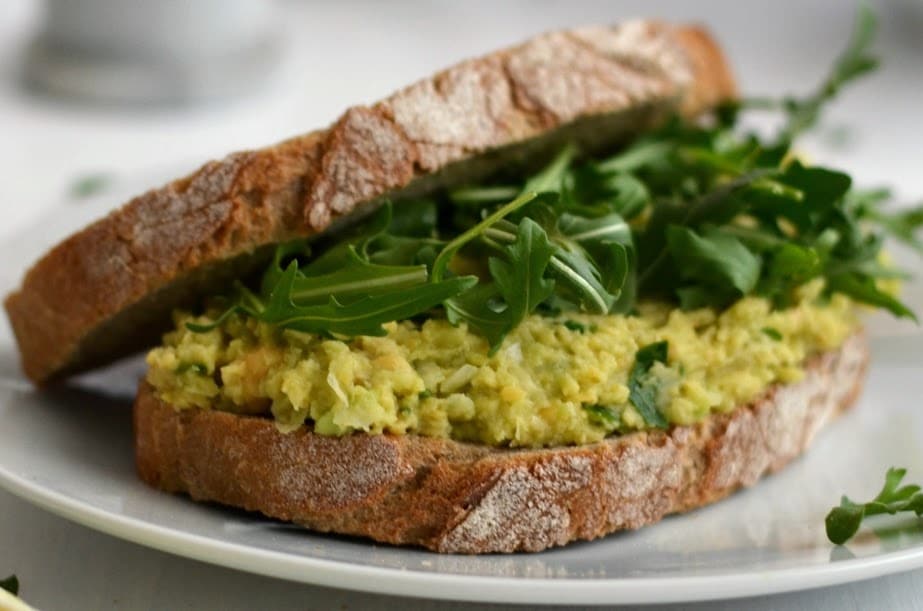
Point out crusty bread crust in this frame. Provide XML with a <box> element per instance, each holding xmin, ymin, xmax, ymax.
<box><xmin>5</xmin><ymin>21</ymin><xmax>736</xmax><ymax>384</ymax></box>
<box><xmin>134</xmin><ymin>332</ymin><xmax>867</xmax><ymax>554</ymax></box>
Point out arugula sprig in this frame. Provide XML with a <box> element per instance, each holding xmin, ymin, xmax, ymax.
<box><xmin>826</xmin><ymin>468</ymin><xmax>923</xmax><ymax>545</ymax></box>
<box><xmin>755</xmin><ymin>4</ymin><xmax>879</xmax><ymax>144</ymax></box>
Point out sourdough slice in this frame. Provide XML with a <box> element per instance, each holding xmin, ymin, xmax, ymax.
<box><xmin>135</xmin><ymin>332</ymin><xmax>867</xmax><ymax>554</ymax></box>
<box><xmin>5</xmin><ymin>21</ymin><xmax>735</xmax><ymax>384</ymax></box>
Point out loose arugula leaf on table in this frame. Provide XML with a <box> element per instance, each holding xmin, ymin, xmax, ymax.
<box><xmin>627</xmin><ymin>341</ymin><xmax>670</xmax><ymax>429</ymax></box>
<box><xmin>0</xmin><ymin>574</ymin><xmax>18</xmax><ymax>596</ymax></box>
<box><xmin>826</xmin><ymin>468</ymin><xmax>923</xmax><ymax>545</ymax></box>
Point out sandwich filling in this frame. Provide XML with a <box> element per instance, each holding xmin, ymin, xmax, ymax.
<box><xmin>147</xmin><ymin>283</ymin><xmax>857</xmax><ymax>447</ymax></box>
<box><xmin>146</xmin><ymin>88</ymin><xmax>914</xmax><ymax>448</ymax></box>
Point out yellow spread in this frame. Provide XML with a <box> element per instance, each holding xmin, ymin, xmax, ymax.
<box><xmin>145</xmin><ymin>280</ymin><xmax>858</xmax><ymax>448</ymax></box>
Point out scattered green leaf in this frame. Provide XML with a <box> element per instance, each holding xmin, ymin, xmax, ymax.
<box><xmin>70</xmin><ymin>173</ymin><xmax>111</xmax><ymax>199</ymax></box>
<box><xmin>826</xmin><ymin>467</ymin><xmax>923</xmax><ymax>545</ymax></box>
<box><xmin>628</xmin><ymin>341</ymin><xmax>670</xmax><ymax>429</ymax></box>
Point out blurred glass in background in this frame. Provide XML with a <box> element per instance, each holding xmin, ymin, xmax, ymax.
<box><xmin>25</xmin><ymin>0</ymin><xmax>281</xmax><ymax>104</ymax></box>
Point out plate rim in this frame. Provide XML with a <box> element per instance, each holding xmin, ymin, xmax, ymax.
<box><xmin>2</xmin><ymin>455</ymin><xmax>923</xmax><ymax>605</ymax></box>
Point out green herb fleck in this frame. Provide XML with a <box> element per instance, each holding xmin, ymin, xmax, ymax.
<box><xmin>628</xmin><ymin>341</ymin><xmax>669</xmax><ymax>429</ymax></box>
<box><xmin>418</xmin><ymin>389</ymin><xmax>433</xmax><ymax>400</ymax></box>
<box><xmin>70</xmin><ymin>173</ymin><xmax>111</xmax><ymax>199</ymax></box>
<box><xmin>0</xmin><ymin>574</ymin><xmax>18</xmax><ymax>596</ymax></box>
<box><xmin>563</xmin><ymin>320</ymin><xmax>587</xmax><ymax>333</ymax></box>
<box><xmin>762</xmin><ymin>327</ymin><xmax>783</xmax><ymax>341</ymax></box>
<box><xmin>826</xmin><ymin>467</ymin><xmax>923</xmax><ymax>545</ymax></box>
<box><xmin>584</xmin><ymin>404</ymin><xmax>619</xmax><ymax>426</ymax></box>
<box><xmin>176</xmin><ymin>362</ymin><xmax>208</xmax><ymax>375</ymax></box>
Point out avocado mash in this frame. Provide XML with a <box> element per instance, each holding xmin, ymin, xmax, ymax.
<box><xmin>146</xmin><ymin>281</ymin><xmax>857</xmax><ymax>448</ymax></box>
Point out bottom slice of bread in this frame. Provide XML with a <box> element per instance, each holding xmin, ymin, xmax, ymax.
<box><xmin>134</xmin><ymin>331</ymin><xmax>868</xmax><ymax>554</ymax></box>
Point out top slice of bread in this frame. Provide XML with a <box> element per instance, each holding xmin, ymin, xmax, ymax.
<box><xmin>4</xmin><ymin>21</ymin><xmax>735</xmax><ymax>384</ymax></box>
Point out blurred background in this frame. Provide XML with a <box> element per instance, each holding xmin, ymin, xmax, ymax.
<box><xmin>1</xmin><ymin>0</ymin><xmax>921</xmax><ymax>244</ymax></box>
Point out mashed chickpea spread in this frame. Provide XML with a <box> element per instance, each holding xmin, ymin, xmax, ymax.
<box><xmin>146</xmin><ymin>281</ymin><xmax>859</xmax><ymax>448</ymax></box>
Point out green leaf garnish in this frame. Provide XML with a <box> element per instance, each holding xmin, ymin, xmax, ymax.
<box><xmin>254</xmin><ymin>261</ymin><xmax>476</xmax><ymax>337</ymax></box>
<box><xmin>628</xmin><ymin>341</ymin><xmax>670</xmax><ymax>429</ymax></box>
<box><xmin>0</xmin><ymin>574</ymin><xmax>18</xmax><ymax>596</ymax></box>
<box><xmin>186</xmin><ymin>7</ymin><xmax>919</xmax><ymax>356</ymax></box>
<box><xmin>666</xmin><ymin>225</ymin><xmax>762</xmax><ymax>306</ymax></box>
<box><xmin>826</xmin><ymin>467</ymin><xmax>923</xmax><ymax>545</ymax></box>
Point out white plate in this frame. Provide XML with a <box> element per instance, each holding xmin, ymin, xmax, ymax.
<box><xmin>1</xmin><ymin>190</ymin><xmax>923</xmax><ymax>605</ymax></box>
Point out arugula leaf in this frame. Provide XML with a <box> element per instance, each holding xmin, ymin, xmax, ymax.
<box><xmin>628</xmin><ymin>341</ymin><xmax>670</xmax><ymax>429</ymax></box>
<box><xmin>0</xmin><ymin>574</ymin><xmax>17</xmax><ymax>596</ymax></box>
<box><xmin>826</xmin><ymin>467</ymin><xmax>923</xmax><ymax>545</ymax></box>
<box><xmin>522</xmin><ymin>144</ymin><xmax>579</xmax><ymax>195</ymax></box>
<box><xmin>596</xmin><ymin>141</ymin><xmax>674</xmax><ymax>173</ymax></box>
<box><xmin>432</xmin><ymin>191</ymin><xmax>540</xmax><ymax>282</ymax></box>
<box><xmin>287</xmin><ymin>248</ymin><xmax>430</xmax><ymax>305</ymax></box>
<box><xmin>826</xmin><ymin>273</ymin><xmax>916</xmax><ymax>320</ymax></box>
<box><xmin>566</xmin><ymin>167</ymin><xmax>650</xmax><ymax>219</ymax></box>
<box><xmin>547</xmin><ymin>248</ymin><xmax>617</xmax><ymax>314</ymax></box>
<box><xmin>637</xmin><ymin>169</ymin><xmax>772</xmax><ymax>294</ymax></box>
<box><xmin>666</xmin><ymin>225</ymin><xmax>762</xmax><ymax>303</ymax></box>
<box><xmin>444</xmin><ymin>283</ymin><xmax>510</xmax><ymax>348</ymax></box>
<box><xmin>450</xmin><ymin>185</ymin><xmax>520</xmax><ymax>206</ymax></box>
<box><xmin>484</xmin><ymin>212</ymin><xmax>630</xmax><ymax>316</ymax></box>
<box><xmin>251</xmin><ymin>262</ymin><xmax>476</xmax><ymax>337</ymax></box>
<box><xmin>556</xmin><ymin>212</ymin><xmax>631</xmax><ymax>247</ymax></box>
<box><xmin>760</xmin><ymin>243</ymin><xmax>824</xmax><ymax>306</ymax></box>
<box><xmin>489</xmin><ymin>218</ymin><xmax>556</xmax><ymax>329</ymax></box>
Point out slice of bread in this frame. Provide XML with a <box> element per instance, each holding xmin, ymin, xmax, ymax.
<box><xmin>4</xmin><ymin>21</ymin><xmax>735</xmax><ymax>384</ymax></box>
<box><xmin>135</xmin><ymin>332</ymin><xmax>867</xmax><ymax>554</ymax></box>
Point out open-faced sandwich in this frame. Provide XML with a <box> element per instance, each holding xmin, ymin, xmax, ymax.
<box><xmin>5</xmin><ymin>11</ymin><xmax>919</xmax><ymax>553</ymax></box>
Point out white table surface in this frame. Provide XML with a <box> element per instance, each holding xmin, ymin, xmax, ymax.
<box><xmin>2</xmin><ymin>0</ymin><xmax>922</xmax><ymax>609</ymax></box>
